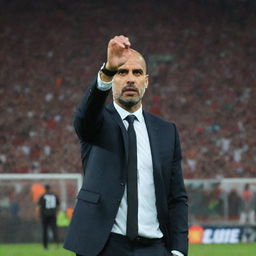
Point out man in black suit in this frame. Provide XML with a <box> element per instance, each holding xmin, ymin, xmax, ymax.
<box><xmin>64</xmin><ymin>35</ymin><xmax>188</xmax><ymax>256</ymax></box>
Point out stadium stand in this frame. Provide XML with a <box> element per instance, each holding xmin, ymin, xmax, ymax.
<box><xmin>0</xmin><ymin>0</ymin><xmax>255</xmax><ymax>179</ymax></box>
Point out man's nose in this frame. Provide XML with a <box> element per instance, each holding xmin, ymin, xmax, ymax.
<box><xmin>126</xmin><ymin>72</ymin><xmax>135</xmax><ymax>83</ymax></box>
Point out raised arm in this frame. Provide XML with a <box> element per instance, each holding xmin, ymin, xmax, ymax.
<box><xmin>74</xmin><ymin>35</ymin><xmax>132</xmax><ymax>142</ymax></box>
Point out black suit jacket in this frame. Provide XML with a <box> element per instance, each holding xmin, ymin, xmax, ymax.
<box><xmin>64</xmin><ymin>79</ymin><xmax>188</xmax><ymax>256</ymax></box>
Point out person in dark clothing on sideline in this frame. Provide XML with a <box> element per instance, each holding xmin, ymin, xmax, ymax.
<box><xmin>37</xmin><ymin>184</ymin><xmax>60</xmax><ymax>249</ymax></box>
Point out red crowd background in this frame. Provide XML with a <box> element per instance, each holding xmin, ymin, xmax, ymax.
<box><xmin>0</xmin><ymin>0</ymin><xmax>255</xmax><ymax>179</ymax></box>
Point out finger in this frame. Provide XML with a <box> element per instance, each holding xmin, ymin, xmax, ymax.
<box><xmin>115</xmin><ymin>35</ymin><xmax>131</xmax><ymax>48</ymax></box>
<box><xmin>118</xmin><ymin>40</ymin><xmax>131</xmax><ymax>49</ymax></box>
<box><xmin>124</xmin><ymin>40</ymin><xmax>131</xmax><ymax>48</ymax></box>
<box><xmin>118</xmin><ymin>35</ymin><xmax>131</xmax><ymax>44</ymax></box>
<box><xmin>116</xmin><ymin>35</ymin><xmax>128</xmax><ymax>41</ymax></box>
<box><xmin>111</xmin><ymin>39</ymin><xmax>128</xmax><ymax>49</ymax></box>
<box><xmin>120</xmin><ymin>37</ymin><xmax>131</xmax><ymax>48</ymax></box>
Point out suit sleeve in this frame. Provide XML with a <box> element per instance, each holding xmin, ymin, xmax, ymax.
<box><xmin>168</xmin><ymin>124</ymin><xmax>188</xmax><ymax>256</ymax></box>
<box><xmin>74</xmin><ymin>78</ymin><xmax>111</xmax><ymax>142</ymax></box>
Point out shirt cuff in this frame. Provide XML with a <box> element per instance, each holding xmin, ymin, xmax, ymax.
<box><xmin>97</xmin><ymin>72</ymin><xmax>113</xmax><ymax>91</ymax></box>
<box><xmin>171</xmin><ymin>250</ymin><xmax>184</xmax><ymax>256</ymax></box>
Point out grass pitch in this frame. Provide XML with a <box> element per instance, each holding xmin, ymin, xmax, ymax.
<box><xmin>0</xmin><ymin>243</ymin><xmax>73</xmax><ymax>256</ymax></box>
<box><xmin>189</xmin><ymin>243</ymin><xmax>256</xmax><ymax>256</ymax></box>
<box><xmin>0</xmin><ymin>243</ymin><xmax>255</xmax><ymax>256</ymax></box>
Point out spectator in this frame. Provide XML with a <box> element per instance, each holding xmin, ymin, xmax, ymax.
<box><xmin>228</xmin><ymin>188</ymin><xmax>242</xmax><ymax>220</ymax></box>
<box><xmin>239</xmin><ymin>183</ymin><xmax>256</xmax><ymax>225</ymax></box>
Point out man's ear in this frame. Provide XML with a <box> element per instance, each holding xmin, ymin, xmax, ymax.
<box><xmin>145</xmin><ymin>74</ymin><xmax>149</xmax><ymax>89</ymax></box>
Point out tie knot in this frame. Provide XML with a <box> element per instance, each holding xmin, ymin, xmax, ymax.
<box><xmin>125</xmin><ymin>115</ymin><xmax>136</xmax><ymax>125</ymax></box>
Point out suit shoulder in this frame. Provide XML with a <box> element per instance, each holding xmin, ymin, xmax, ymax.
<box><xmin>144</xmin><ymin>111</ymin><xmax>177</xmax><ymax>129</ymax></box>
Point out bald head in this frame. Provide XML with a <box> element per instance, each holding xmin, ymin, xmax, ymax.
<box><xmin>129</xmin><ymin>49</ymin><xmax>147</xmax><ymax>74</ymax></box>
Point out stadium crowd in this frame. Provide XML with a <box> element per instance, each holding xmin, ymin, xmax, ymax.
<box><xmin>0</xmin><ymin>0</ymin><xmax>255</xmax><ymax>179</ymax></box>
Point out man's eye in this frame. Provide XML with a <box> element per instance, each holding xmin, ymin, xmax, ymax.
<box><xmin>118</xmin><ymin>70</ymin><xmax>127</xmax><ymax>75</ymax></box>
<box><xmin>133</xmin><ymin>70</ymin><xmax>143</xmax><ymax>75</ymax></box>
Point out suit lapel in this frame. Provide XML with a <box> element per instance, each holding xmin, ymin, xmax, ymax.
<box><xmin>105</xmin><ymin>106</ymin><xmax>162</xmax><ymax>180</ymax></box>
<box><xmin>143</xmin><ymin>111</ymin><xmax>161</xmax><ymax>173</ymax></box>
<box><xmin>106</xmin><ymin>103</ymin><xmax>129</xmax><ymax>163</ymax></box>
<box><xmin>143</xmin><ymin>111</ymin><xmax>169</xmax><ymax>236</ymax></box>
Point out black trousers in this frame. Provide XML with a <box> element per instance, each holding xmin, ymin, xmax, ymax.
<box><xmin>42</xmin><ymin>215</ymin><xmax>59</xmax><ymax>249</ymax></box>
<box><xmin>77</xmin><ymin>233</ymin><xmax>169</xmax><ymax>256</ymax></box>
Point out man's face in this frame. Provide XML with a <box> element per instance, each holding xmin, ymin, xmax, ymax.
<box><xmin>112</xmin><ymin>53</ymin><xmax>148</xmax><ymax>112</ymax></box>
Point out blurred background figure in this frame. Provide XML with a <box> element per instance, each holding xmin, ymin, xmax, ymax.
<box><xmin>239</xmin><ymin>183</ymin><xmax>256</xmax><ymax>225</ymax></box>
<box><xmin>228</xmin><ymin>188</ymin><xmax>242</xmax><ymax>221</ymax></box>
<box><xmin>37</xmin><ymin>184</ymin><xmax>60</xmax><ymax>249</ymax></box>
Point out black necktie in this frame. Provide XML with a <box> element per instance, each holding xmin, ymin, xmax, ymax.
<box><xmin>125</xmin><ymin>115</ymin><xmax>138</xmax><ymax>240</ymax></box>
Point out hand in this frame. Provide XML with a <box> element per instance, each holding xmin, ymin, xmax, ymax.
<box><xmin>105</xmin><ymin>35</ymin><xmax>131</xmax><ymax>71</ymax></box>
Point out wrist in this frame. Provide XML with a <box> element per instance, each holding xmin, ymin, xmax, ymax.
<box><xmin>99</xmin><ymin>71</ymin><xmax>113</xmax><ymax>83</ymax></box>
<box><xmin>100</xmin><ymin>62</ymin><xmax>117</xmax><ymax>78</ymax></box>
<box><xmin>105</xmin><ymin>62</ymin><xmax>117</xmax><ymax>72</ymax></box>
<box><xmin>97</xmin><ymin>72</ymin><xmax>113</xmax><ymax>90</ymax></box>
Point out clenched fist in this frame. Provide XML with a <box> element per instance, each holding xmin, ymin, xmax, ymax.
<box><xmin>105</xmin><ymin>35</ymin><xmax>131</xmax><ymax>71</ymax></box>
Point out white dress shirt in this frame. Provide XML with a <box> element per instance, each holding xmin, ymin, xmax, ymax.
<box><xmin>111</xmin><ymin>102</ymin><xmax>163</xmax><ymax>239</ymax></box>
<box><xmin>97</xmin><ymin>73</ymin><xmax>184</xmax><ymax>256</ymax></box>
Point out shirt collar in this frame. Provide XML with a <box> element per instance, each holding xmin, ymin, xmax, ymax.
<box><xmin>113</xmin><ymin>102</ymin><xmax>144</xmax><ymax>123</ymax></box>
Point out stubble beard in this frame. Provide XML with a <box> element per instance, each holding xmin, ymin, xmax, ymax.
<box><xmin>117</xmin><ymin>96</ymin><xmax>142</xmax><ymax>109</ymax></box>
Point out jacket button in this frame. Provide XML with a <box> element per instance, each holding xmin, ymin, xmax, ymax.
<box><xmin>120</xmin><ymin>182</ymin><xmax>124</xmax><ymax>186</ymax></box>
